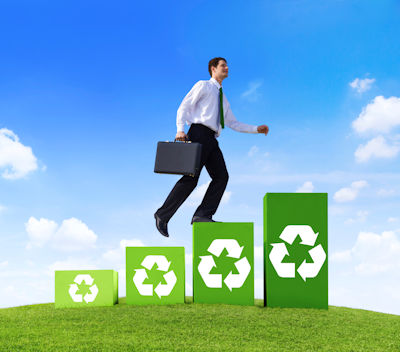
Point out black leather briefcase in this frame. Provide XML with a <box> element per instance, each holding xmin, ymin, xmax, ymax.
<box><xmin>154</xmin><ymin>141</ymin><xmax>202</xmax><ymax>177</ymax></box>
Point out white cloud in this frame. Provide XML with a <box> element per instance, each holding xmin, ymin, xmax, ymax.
<box><xmin>248</xmin><ymin>146</ymin><xmax>259</xmax><ymax>157</ymax></box>
<box><xmin>0</xmin><ymin>269</ymin><xmax>42</xmax><ymax>279</ymax></box>
<box><xmin>241</xmin><ymin>80</ymin><xmax>263</xmax><ymax>102</ymax></box>
<box><xmin>26</xmin><ymin>217</ymin><xmax>58</xmax><ymax>249</ymax></box>
<box><xmin>186</xmin><ymin>181</ymin><xmax>232</xmax><ymax>206</ymax></box>
<box><xmin>120</xmin><ymin>239</ymin><xmax>144</xmax><ymax>248</ymax></box>
<box><xmin>25</xmin><ymin>216</ymin><xmax>97</xmax><ymax>251</ymax></box>
<box><xmin>356</xmin><ymin>210</ymin><xmax>368</xmax><ymax>222</ymax></box>
<box><xmin>53</xmin><ymin>218</ymin><xmax>97</xmax><ymax>251</ymax></box>
<box><xmin>3</xmin><ymin>285</ymin><xmax>15</xmax><ymax>294</ymax></box>
<box><xmin>388</xmin><ymin>217</ymin><xmax>398</xmax><ymax>223</ymax></box>
<box><xmin>352</xmin><ymin>180</ymin><xmax>368</xmax><ymax>189</ymax></box>
<box><xmin>330</xmin><ymin>231</ymin><xmax>400</xmax><ymax>314</ymax></box>
<box><xmin>26</xmin><ymin>260</ymin><xmax>35</xmax><ymax>267</ymax></box>
<box><xmin>233</xmin><ymin>170</ymin><xmax>399</xmax><ymax>187</ymax></box>
<box><xmin>296</xmin><ymin>181</ymin><xmax>314</xmax><ymax>193</ymax></box>
<box><xmin>328</xmin><ymin>205</ymin><xmax>346</xmax><ymax>216</ymax></box>
<box><xmin>330</xmin><ymin>250</ymin><xmax>352</xmax><ymax>263</ymax></box>
<box><xmin>352</xmin><ymin>96</ymin><xmax>400</xmax><ymax>135</ymax></box>
<box><xmin>352</xmin><ymin>231</ymin><xmax>400</xmax><ymax>275</ymax></box>
<box><xmin>185</xmin><ymin>253</ymin><xmax>192</xmax><ymax>265</ymax></box>
<box><xmin>354</xmin><ymin>135</ymin><xmax>400</xmax><ymax>163</ymax></box>
<box><xmin>332</xmin><ymin>231</ymin><xmax>400</xmax><ymax>275</ymax></box>
<box><xmin>0</xmin><ymin>204</ymin><xmax>6</xmax><ymax>213</ymax></box>
<box><xmin>0</xmin><ymin>261</ymin><xmax>9</xmax><ymax>268</ymax></box>
<box><xmin>102</xmin><ymin>239</ymin><xmax>145</xmax><ymax>298</ymax></box>
<box><xmin>0</xmin><ymin>278</ymin><xmax>50</xmax><ymax>308</ymax></box>
<box><xmin>117</xmin><ymin>269</ymin><xmax>127</xmax><ymax>297</ymax></box>
<box><xmin>333</xmin><ymin>180</ymin><xmax>368</xmax><ymax>202</ymax></box>
<box><xmin>254</xmin><ymin>246</ymin><xmax>263</xmax><ymax>259</ymax></box>
<box><xmin>48</xmin><ymin>257</ymin><xmax>98</xmax><ymax>274</ymax></box>
<box><xmin>333</xmin><ymin>188</ymin><xmax>356</xmax><ymax>203</ymax></box>
<box><xmin>349</xmin><ymin>77</ymin><xmax>375</xmax><ymax>94</ymax></box>
<box><xmin>345</xmin><ymin>210</ymin><xmax>368</xmax><ymax>225</ymax></box>
<box><xmin>221</xmin><ymin>190</ymin><xmax>232</xmax><ymax>204</ymax></box>
<box><xmin>102</xmin><ymin>239</ymin><xmax>145</xmax><ymax>267</ymax></box>
<box><xmin>0</xmin><ymin>270</ymin><xmax>53</xmax><ymax>308</ymax></box>
<box><xmin>377</xmin><ymin>188</ymin><xmax>395</xmax><ymax>197</ymax></box>
<box><xmin>0</xmin><ymin>128</ymin><xmax>39</xmax><ymax>179</ymax></box>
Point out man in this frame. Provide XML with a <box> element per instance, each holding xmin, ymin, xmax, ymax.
<box><xmin>154</xmin><ymin>57</ymin><xmax>269</xmax><ymax>237</ymax></box>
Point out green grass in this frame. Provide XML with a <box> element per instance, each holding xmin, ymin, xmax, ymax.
<box><xmin>0</xmin><ymin>298</ymin><xmax>399</xmax><ymax>351</ymax></box>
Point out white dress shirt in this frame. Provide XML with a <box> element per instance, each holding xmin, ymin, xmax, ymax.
<box><xmin>176</xmin><ymin>77</ymin><xmax>258</xmax><ymax>137</ymax></box>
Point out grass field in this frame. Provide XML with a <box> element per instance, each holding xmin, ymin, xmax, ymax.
<box><xmin>0</xmin><ymin>298</ymin><xmax>399</xmax><ymax>351</ymax></box>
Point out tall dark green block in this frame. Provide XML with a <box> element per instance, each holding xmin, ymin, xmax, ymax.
<box><xmin>264</xmin><ymin>193</ymin><xmax>328</xmax><ymax>309</ymax></box>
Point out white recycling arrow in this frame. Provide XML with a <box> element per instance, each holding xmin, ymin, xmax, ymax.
<box><xmin>224</xmin><ymin>257</ymin><xmax>251</xmax><ymax>291</ymax></box>
<box><xmin>141</xmin><ymin>255</ymin><xmax>171</xmax><ymax>272</ymax></box>
<box><xmin>198</xmin><ymin>255</ymin><xmax>222</xmax><ymax>288</ymax></box>
<box><xmin>74</xmin><ymin>274</ymin><xmax>94</xmax><ymax>286</ymax></box>
<box><xmin>154</xmin><ymin>271</ymin><xmax>177</xmax><ymax>298</ymax></box>
<box><xmin>84</xmin><ymin>284</ymin><xmax>99</xmax><ymax>303</ymax></box>
<box><xmin>207</xmin><ymin>239</ymin><xmax>244</xmax><ymax>258</ymax></box>
<box><xmin>133</xmin><ymin>268</ymin><xmax>153</xmax><ymax>296</ymax></box>
<box><xmin>279</xmin><ymin>225</ymin><xmax>318</xmax><ymax>246</ymax></box>
<box><xmin>269</xmin><ymin>243</ymin><xmax>295</xmax><ymax>278</ymax></box>
<box><xmin>69</xmin><ymin>284</ymin><xmax>82</xmax><ymax>302</ymax></box>
<box><xmin>297</xmin><ymin>244</ymin><xmax>326</xmax><ymax>281</ymax></box>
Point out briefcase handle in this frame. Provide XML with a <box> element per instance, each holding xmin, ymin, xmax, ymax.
<box><xmin>173</xmin><ymin>138</ymin><xmax>191</xmax><ymax>143</ymax></box>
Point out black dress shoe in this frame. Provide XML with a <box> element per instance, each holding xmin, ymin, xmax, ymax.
<box><xmin>154</xmin><ymin>213</ymin><xmax>169</xmax><ymax>237</ymax></box>
<box><xmin>191</xmin><ymin>216</ymin><xmax>217</xmax><ymax>225</ymax></box>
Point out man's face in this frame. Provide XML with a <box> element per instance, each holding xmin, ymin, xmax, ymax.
<box><xmin>213</xmin><ymin>60</ymin><xmax>228</xmax><ymax>79</ymax></box>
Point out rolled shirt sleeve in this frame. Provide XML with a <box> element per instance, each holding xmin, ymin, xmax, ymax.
<box><xmin>224</xmin><ymin>101</ymin><xmax>258</xmax><ymax>133</ymax></box>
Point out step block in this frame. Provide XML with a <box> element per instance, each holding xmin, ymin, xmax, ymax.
<box><xmin>126</xmin><ymin>247</ymin><xmax>185</xmax><ymax>305</ymax></box>
<box><xmin>264</xmin><ymin>193</ymin><xmax>328</xmax><ymax>309</ymax></box>
<box><xmin>55</xmin><ymin>270</ymin><xmax>118</xmax><ymax>308</ymax></box>
<box><xmin>193</xmin><ymin>222</ymin><xmax>254</xmax><ymax>306</ymax></box>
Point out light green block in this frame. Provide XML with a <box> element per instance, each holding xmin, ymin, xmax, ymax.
<box><xmin>55</xmin><ymin>270</ymin><xmax>118</xmax><ymax>308</ymax></box>
<box><xmin>193</xmin><ymin>222</ymin><xmax>254</xmax><ymax>306</ymax></box>
<box><xmin>126</xmin><ymin>247</ymin><xmax>185</xmax><ymax>305</ymax></box>
<box><xmin>264</xmin><ymin>193</ymin><xmax>328</xmax><ymax>309</ymax></box>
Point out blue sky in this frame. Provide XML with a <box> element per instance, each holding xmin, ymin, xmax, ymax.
<box><xmin>1</xmin><ymin>0</ymin><xmax>400</xmax><ymax>314</ymax></box>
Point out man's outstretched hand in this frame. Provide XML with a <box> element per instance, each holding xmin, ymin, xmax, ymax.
<box><xmin>175</xmin><ymin>131</ymin><xmax>188</xmax><ymax>141</ymax></box>
<box><xmin>257</xmin><ymin>125</ymin><xmax>269</xmax><ymax>135</ymax></box>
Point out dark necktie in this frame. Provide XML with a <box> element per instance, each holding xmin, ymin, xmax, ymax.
<box><xmin>219</xmin><ymin>87</ymin><xmax>225</xmax><ymax>129</ymax></box>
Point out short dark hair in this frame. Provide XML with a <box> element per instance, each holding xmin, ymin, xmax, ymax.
<box><xmin>208</xmin><ymin>57</ymin><xmax>227</xmax><ymax>77</ymax></box>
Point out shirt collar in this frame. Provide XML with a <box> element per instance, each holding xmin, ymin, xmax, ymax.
<box><xmin>210</xmin><ymin>77</ymin><xmax>222</xmax><ymax>89</ymax></box>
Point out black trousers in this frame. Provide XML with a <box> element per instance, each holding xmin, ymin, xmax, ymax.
<box><xmin>156</xmin><ymin>124</ymin><xmax>229</xmax><ymax>222</ymax></box>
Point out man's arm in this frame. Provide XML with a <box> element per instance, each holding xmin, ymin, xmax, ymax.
<box><xmin>224</xmin><ymin>102</ymin><xmax>269</xmax><ymax>136</ymax></box>
<box><xmin>175</xmin><ymin>81</ymin><xmax>206</xmax><ymax>141</ymax></box>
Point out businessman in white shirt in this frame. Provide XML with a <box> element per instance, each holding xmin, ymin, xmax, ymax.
<box><xmin>155</xmin><ymin>57</ymin><xmax>269</xmax><ymax>237</ymax></box>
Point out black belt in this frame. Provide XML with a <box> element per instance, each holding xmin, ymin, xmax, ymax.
<box><xmin>189</xmin><ymin>123</ymin><xmax>217</xmax><ymax>136</ymax></box>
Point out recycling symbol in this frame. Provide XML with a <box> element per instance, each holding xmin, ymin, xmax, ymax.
<box><xmin>198</xmin><ymin>239</ymin><xmax>251</xmax><ymax>291</ymax></box>
<box><xmin>132</xmin><ymin>255</ymin><xmax>177</xmax><ymax>298</ymax></box>
<box><xmin>68</xmin><ymin>274</ymin><xmax>99</xmax><ymax>303</ymax></box>
<box><xmin>269</xmin><ymin>225</ymin><xmax>326</xmax><ymax>281</ymax></box>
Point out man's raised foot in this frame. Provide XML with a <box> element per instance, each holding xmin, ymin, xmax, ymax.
<box><xmin>154</xmin><ymin>213</ymin><xmax>169</xmax><ymax>237</ymax></box>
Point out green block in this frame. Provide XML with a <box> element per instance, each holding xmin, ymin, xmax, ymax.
<box><xmin>126</xmin><ymin>247</ymin><xmax>185</xmax><ymax>305</ymax></box>
<box><xmin>264</xmin><ymin>193</ymin><xmax>328</xmax><ymax>309</ymax></box>
<box><xmin>55</xmin><ymin>270</ymin><xmax>118</xmax><ymax>308</ymax></box>
<box><xmin>193</xmin><ymin>222</ymin><xmax>254</xmax><ymax>306</ymax></box>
